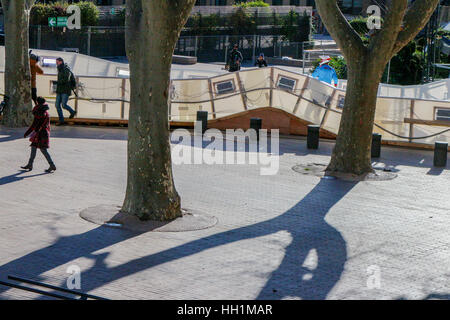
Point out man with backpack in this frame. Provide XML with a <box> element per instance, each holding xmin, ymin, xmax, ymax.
<box><xmin>226</xmin><ymin>44</ymin><xmax>244</xmax><ymax>72</ymax></box>
<box><xmin>55</xmin><ymin>57</ymin><xmax>77</xmax><ymax>125</ymax></box>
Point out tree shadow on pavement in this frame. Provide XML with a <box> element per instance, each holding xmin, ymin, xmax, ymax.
<box><xmin>0</xmin><ymin>178</ymin><xmax>354</xmax><ymax>300</ymax></box>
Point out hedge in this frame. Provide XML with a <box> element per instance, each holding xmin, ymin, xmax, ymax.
<box><xmin>30</xmin><ymin>1</ymin><xmax>99</xmax><ymax>27</ymax></box>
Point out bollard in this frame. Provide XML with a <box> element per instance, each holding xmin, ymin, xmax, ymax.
<box><xmin>371</xmin><ymin>133</ymin><xmax>382</xmax><ymax>158</ymax></box>
<box><xmin>196</xmin><ymin>110</ymin><xmax>208</xmax><ymax>134</ymax></box>
<box><xmin>307</xmin><ymin>125</ymin><xmax>320</xmax><ymax>150</ymax></box>
<box><xmin>250</xmin><ymin>118</ymin><xmax>262</xmax><ymax>141</ymax></box>
<box><xmin>434</xmin><ymin>141</ymin><xmax>448</xmax><ymax>167</ymax></box>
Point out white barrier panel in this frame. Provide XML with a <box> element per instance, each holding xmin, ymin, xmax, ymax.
<box><xmin>1</xmin><ymin>67</ymin><xmax>449</xmax><ymax>146</ymax></box>
<box><xmin>338</xmin><ymin>78</ymin><xmax>450</xmax><ymax>101</ymax></box>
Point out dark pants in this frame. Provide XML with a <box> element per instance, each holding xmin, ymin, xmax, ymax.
<box><xmin>31</xmin><ymin>88</ymin><xmax>37</xmax><ymax>105</ymax></box>
<box><xmin>55</xmin><ymin>93</ymin><xmax>75</xmax><ymax>124</ymax></box>
<box><xmin>28</xmin><ymin>146</ymin><xmax>54</xmax><ymax>166</ymax></box>
<box><xmin>229</xmin><ymin>64</ymin><xmax>241</xmax><ymax>72</ymax></box>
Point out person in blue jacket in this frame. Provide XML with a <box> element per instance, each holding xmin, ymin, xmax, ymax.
<box><xmin>311</xmin><ymin>56</ymin><xmax>339</xmax><ymax>87</ymax></box>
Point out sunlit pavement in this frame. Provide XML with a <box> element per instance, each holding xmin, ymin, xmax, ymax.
<box><xmin>0</xmin><ymin>126</ymin><xmax>449</xmax><ymax>300</ymax></box>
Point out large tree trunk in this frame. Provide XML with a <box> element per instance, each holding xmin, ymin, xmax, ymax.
<box><xmin>1</xmin><ymin>0</ymin><xmax>33</xmax><ymax>127</ymax></box>
<box><xmin>315</xmin><ymin>0</ymin><xmax>440</xmax><ymax>177</ymax></box>
<box><xmin>326</xmin><ymin>58</ymin><xmax>385</xmax><ymax>175</ymax></box>
<box><xmin>121</xmin><ymin>0</ymin><xmax>195</xmax><ymax>221</ymax></box>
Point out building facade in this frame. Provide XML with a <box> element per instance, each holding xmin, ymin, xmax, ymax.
<box><xmin>193</xmin><ymin>1</ymin><xmax>375</xmax><ymax>15</ymax></box>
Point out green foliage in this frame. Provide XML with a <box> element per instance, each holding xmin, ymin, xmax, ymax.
<box><xmin>349</xmin><ymin>16</ymin><xmax>369</xmax><ymax>36</ymax></box>
<box><xmin>310</xmin><ymin>56</ymin><xmax>348</xmax><ymax>80</ymax></box>
<box><xmin>384</xmin><ymin>41</ymin><xmax>424</xmax><ymax>85</ymax></box>
<box><xmin>76</xmin><ymin>1</ymin><xmax>100</xmax><ymax>27</ymax></box>
<box><xmin>30</xmin><ymin>4</ymin><xmax>58</xmax><ymax>25</ymax></box>
<box><xmin>30</xmin><ymin>1</ymin><xmax>99</xmax><ymax>26</ymax></box>
<box><xmin>228</xmin><ymin>7</ymin><xmax>256</xmax><ymax>35</ymax></box>
<box><xmin>346</xmin><ymin>16</ymin><xmax>431</xmax><ymax>85</ymax></box>
<box><xmin>190</xmin><ymin>13</ymin><xmax>223</xmax><ymax>35</ymax></box>
<box><xmin>234</xmin><ymin>1</ymin><xmax>269</xmax><ymax>8</ymax></box>
<box><xmin>280</xmin><ymin>10</ymin><xmax>311</xmax><ymax>43</ymax></box>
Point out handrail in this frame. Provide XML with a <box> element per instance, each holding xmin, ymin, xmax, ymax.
<box><xmin>0</xmin><ymin>275</ymin><xmax>108</xmax><ymax>300</ymax></box>
<box><xmin>0</xmin><ymin>279</ymin><xmax>76</xmax><ymax>300</ymax></box>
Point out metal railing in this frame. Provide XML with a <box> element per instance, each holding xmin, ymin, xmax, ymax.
<box><xmin>0</xmin><ymin>275</ymin><xmax>108</xmax><ymax>300</ymax></box>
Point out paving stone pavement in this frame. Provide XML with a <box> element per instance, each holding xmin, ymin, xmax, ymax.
<box><xmin>0</xmin><ymin>126</ymin><xmax>449</xmax><ymax>300</ymax></box>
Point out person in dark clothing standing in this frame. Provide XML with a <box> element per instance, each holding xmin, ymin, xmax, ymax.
<box><xmin>21</xmin><ymin>97</ymin><xmax>56</xmax><ymax>173</ymax></box>
<box><xmin>254</xmin><ymin>53</ymin><xmax>268</xmax><ymax>68</ymax></box>
<box><xmin>226</xmin><ymin>44</ymin><xmax>244</xmax><ymax>72</ymax></box>
<box><xmin>55</xmin><ymin>57</ymin><xmax>76</xmax><ymax>125</ymax></box>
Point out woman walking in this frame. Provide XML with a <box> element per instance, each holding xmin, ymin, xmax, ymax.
<box><xmin>21</xmin><ymin>97</ymin><xmax>57</xmax><ymax>173</ymax></box>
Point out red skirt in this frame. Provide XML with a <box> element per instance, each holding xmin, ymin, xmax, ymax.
<box><xmin>29</xmin><ymin>130</ymin><xmax>50</xmax><ymax>149</ymax></box>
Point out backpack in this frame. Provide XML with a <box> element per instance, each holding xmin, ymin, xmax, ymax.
<box><xmin>68</xmin><ymin>70</ymin><xmax>77</xmax><ymax>91</ymax></box>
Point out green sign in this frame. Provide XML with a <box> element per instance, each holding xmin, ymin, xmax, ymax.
<box><xmin>57</xmin><ymin>17</ymin><xmax>68</xmax><ymax>27</ymax></box>
<box><xmin>48</xmin><ymin>17</ymin><xmax>56</xmax><ymax>27</ymax></box>
<box><xmin>48</xmin><ymin>17</ymin><xmax>68</xmax><ymax>27</ymax></box>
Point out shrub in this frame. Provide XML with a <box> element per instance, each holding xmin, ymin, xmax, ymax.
<box><xmin>235</xmin><ymin>1</ymin><xmax>269</xmax><ymax>8</ymax></box>
<box><xmin>310</xmin><ymin>56</ymin><xmax>348</xmax><ymax>80</ymax></box>
<box><xmin>280</xmin><ymin>10</ymin><xmax>311</xmax><ymax>43</ymax></box>
<box><xmin>228</xmin><ymin>7</ymin><xmax>256</xmax><ymax>35</ymax></box>
<box><xmin>30</xmin><ymin>4</ymin><xmax>58</xmax><ymax>26</ymax></box>
<box><xmin>349</xmin><ymin>16</ymin><xmax>369</xmax><ymax>36</ymax></box>
<box><xmin>30</xmin><ymin>1</ymin><xmax>99</xmax><ymax>26</ymax></box>
<box><xmin>77</xmin><ymin>1</ymin><xmax>100</xmax><ymax>26</ymax></box>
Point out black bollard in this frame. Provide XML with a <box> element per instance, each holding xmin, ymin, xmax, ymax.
<box><xmin>434</xmin><ymin>141</ymin><xmax>448</xmax><ymax>167</ymax></box>
<box><xmin>371</xmin><ymin>133</ymin><xmax>382</xmax><ymax>158</ymax></box>
<box><xmin>307</xmin><ymin>125</ymin><xmax>320</xmax><ymax>150</ymax></box>
<box><xmin>250</xmin><ymin>118</ymin><xmax>262</xmax><ymax>141</ymax></box>
<box><xmin>196</xmin><ymin>110</ymin><xmax>208</xmax><ymax>134</ymax></box>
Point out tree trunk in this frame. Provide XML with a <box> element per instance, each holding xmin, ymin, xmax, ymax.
<box><xmin>1</xmin><ymin>0</ymin><xmax>33</xmax><ymax>127</ymax></box>
<box><xmin>326</xmin><ymin>57</ymin><xmax>385</xmax><ymax>176</ymax></box>
<box><xmin>121</xmin><ymin>0</ymin><xmax>195</xmax><ymax>221</ymax></box>
<box><xmin>315</xmin><ymin>0</ymin><xmax>440</xmax><ymax>177</ymax></box>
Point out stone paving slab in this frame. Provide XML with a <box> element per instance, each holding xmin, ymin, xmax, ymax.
<box><xmin>0</xmin><ymin>126</ymin><xmax>449</xmax><ymax>300</ymax></box>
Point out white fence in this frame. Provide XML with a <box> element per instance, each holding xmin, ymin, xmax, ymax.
<box><xmin>0</xmin><ymin>66</ymin><xmax>449</xmax><ymax>146</ymax></box>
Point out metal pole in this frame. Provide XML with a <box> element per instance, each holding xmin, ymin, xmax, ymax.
<box><xmin>194</xmin><ymin>36</ymin><xmax>198</xmax><ymax>57</ymax></box>
<box><xmin>386</xmin><ymin>59</ymin><xmax>391</xmax><ymax>84</ymax></box>
<box><xmin>224</xmin><ymin>35</ymin><xmax>229</xmax><ymax>64</ymax></box>
<box><xmin>87</xmin><ymin>26</ymin><xmax>91</xmax><ymax>56</ymax></box>
<box><xmin>302</xmin><ymin>42</ymin><xmax>305</xmax><ymax>74</ymax></box>
<box><xmin>37</xmin><ymin>25</ymin><xmax>41</xmax><ymax>49</ymax></box>
<box><xmin>252</xmin><ymin>34</ymin><xmax>256</xmax><ymax>64</ymax></box>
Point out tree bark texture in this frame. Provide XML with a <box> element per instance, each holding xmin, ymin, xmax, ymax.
<box><xmin>315</xmin><ymin>0</ymin><xmax>440</xmax><ymax>176</ymax></box>
<box><xmin>1</xmin><ymin>0</ymin><xmax>35</xmax><ymax>127</ymax></box>
<box><xmin>122</xmin><ymin>0</ymin><xmax>196</xmax><ymax>221</ymax></box>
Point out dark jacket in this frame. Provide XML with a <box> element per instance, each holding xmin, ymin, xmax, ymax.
<box><xmin>56</xmin><ymin>63</ymin><xmax>72</xmax><ymax>95</ymax></box>
<box><xmin>227</xmin><ymin>49</ymin><xmax>243</xmax><ymax>72</ymax></box>
<box><xmin>25</xmin><ymin>104</ymin><xmax>51</xmax><ymax>149</ymax></box>
<box><xmin>255</xmin><ymin>59</ymin><xmax>267</xmax><ymax>68</ymax></box>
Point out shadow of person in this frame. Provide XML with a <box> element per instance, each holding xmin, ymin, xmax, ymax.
<box><xmin>0</xmin><ymin>171</ymin><xmax>49</xmax><ymax>186</ymax></box>
<box><xmin>0</xmin><ymin>131</ymin><xmax>24</xmax><ymax>143</ymax></box>
<box><xmin>0</xmin><ymin>178</ymin><xmax>355</xmax><ymax>300</ymax></box>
